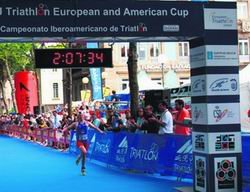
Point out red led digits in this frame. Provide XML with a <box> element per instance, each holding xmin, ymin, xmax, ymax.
<box><xmin>52</xmin><ymin>52</ymin><xmax>61</xmax><ymax>65</ymax></box>
<box><xmin>65</xmin><ymin>52</ymin><xmax>74</xmax><ymax>65</ymax></box>
<box><xmin>35</xmin><ymin>48</ymin><xmax>112</xmax><ymax>68</ymax></box>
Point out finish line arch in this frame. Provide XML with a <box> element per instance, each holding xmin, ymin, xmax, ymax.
<box><xmin>0</xmin><ymin>0</ymin><xmax>241</xmax><ymax>191</ymax></box>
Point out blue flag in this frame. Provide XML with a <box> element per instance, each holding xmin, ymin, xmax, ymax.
<box><xmin>87</xmin><ymin>43</ymin><xmax>103</xmax><ymax>100</ymax></box>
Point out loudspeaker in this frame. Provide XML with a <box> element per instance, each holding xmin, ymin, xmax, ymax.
<box><xmin>33</xmin><ymin>106</ymin><xmax>45</xmax><ymax>114</ymax></box>
<box><xmin>144</xmin><ymin>90</ymin><xmax>170</xmax><ymax>111</ymax></box>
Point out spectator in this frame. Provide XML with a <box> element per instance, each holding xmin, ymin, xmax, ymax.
<box><xmin>103</xmin><ymin>108</ymin><xmax>124</xmax><ymax>132</ymax></box>
<box><xmin>156</xmin><ymin>101</ymin><xmax>173</xmax><ymax>135</ymax></box>
<box><xmin>37</xmin><ymin>116</ymin><xmax>48</xmax><ymax>129</ymax></box>
<box><xmin>248</xmin><ymin>108</ymin><xmax>250</xmax><ymax>118</ymax></box>
<box><xmin>124</xmin><ymin>110</ymin><xmax>137</xmax><ymax>132</ymax></box>
<box><xmin>50</xmin><ymin>110</ymin><xmax>61</xmax><ymax>129</ymax></box>
<box><xmin>174</xmin><ymin>99</ymin><xmax>191</xmax><ymax>135</ymax></box>
<box><xmin>141</xmin><ymin>105</ymin><xmax>159</xmax><ymax>134</ymax></box>
<box><xmin>139</xmin><ymin>95</ymin><xmax>145</xmax><ymax>108</ymax></box>
<box><xmin>111</xmin><ymin>90</ymin><xmax>120</xmax><ymax>102</ymax></box>
<box><xmin>99</xmin><ymin>102</ymin><xmax>107</xmax><ymax>119</ymax></box>
<box><xmin>110</xmin><ymin>90</ymin><xmax>120</xmax><ymax>110</ymax></box>
<box><xmin>135</xmin><ymin>107</ymin><xmax>146</xmax><ymax>134</ymax></box>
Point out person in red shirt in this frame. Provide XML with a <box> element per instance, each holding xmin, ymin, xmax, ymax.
<box><xmin>174</xmin><ymin>99</ymin><xmax>191</xmax><ymax>136</ymax></box>
<box><xmin>248</xmin><ymin>109</ymin><xmax>250</xmax><ymax>118</ymax></box>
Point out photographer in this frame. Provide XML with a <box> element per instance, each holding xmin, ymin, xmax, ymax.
<box><xmin>103</xmin><ymin>108</ymin><xmax>124</xmax><ymax>132</ymax></box>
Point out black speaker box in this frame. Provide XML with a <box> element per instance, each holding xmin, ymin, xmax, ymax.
<box><xmin>144</xmin><ymin>90</ymin><xmax>170</xmax><ymax>111</ymax></box>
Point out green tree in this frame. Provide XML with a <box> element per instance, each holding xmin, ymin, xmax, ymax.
<box><xmin>0</xmin><ymin>43</ymin><xmax>35</xmax><ymax>113</ymax></box>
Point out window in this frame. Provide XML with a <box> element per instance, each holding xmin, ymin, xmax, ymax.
<box><xmin>122</xmin><ymin>79</ymin><xmax>129</xmax><ymax>90</ymax></box>
<box><xmin>178</xmin><ymin>42</ymin><xmax>189</xmax><ymax>57</ymax></box>
<box><xmin>239</xmin><ymin>40</ymin><xmax>249</xmax><ymax>55</ymax></box>
<box><xmin>162</xmin><ymin>42</ymin><xmax>177</xmax><ymax>60</ymax></box>
<box><xmin>137</xmin><ymin>43</ymin><xmax>147</xmax><ymax>60</ymax></box>
<box><xmin>53</xmin><ymin>83</ymin><xmax>59</xmax><ymax>98</ymax></box>
<box><xmin>120</xmin><ymin>43</ymin><xmax>129</xmax><ymax>57</ymax></box>
<box><xmin>237</xmin><ymin>2</ymin><xmax>248</xmax><ymax>20</ymax></box>
<box><xmin>149</xmin><ymin>43</ymin><xmax>159</xmax><ymax>57</ymax></box>
<box><xmin>151</xmin><ymin>78</ymin><xmax>162</xmax><ymax>85</ymax></box>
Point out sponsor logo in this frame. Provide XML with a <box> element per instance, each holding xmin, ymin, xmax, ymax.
<box><xmin>215</xmin><ymin>134</ymin><xmax>235</xmax><ymax>151</ymax></box>
<box><xmin>206</xmin><ymin>50</ymin><xmax>237</xmax><ymax>61</ymax></box>
<box><xmin>192</xmin><ymin>79</ymin><xmax>206</xmax><ymax>93</ymax></box>
<box><xmin>171</xmin><ymin>88</ymin><xmax>179</xmax><ymax>95</ymax></box>
<box><xmin>130</xmin><ymin>143</ymin><xmax>159</xmax><ymax>161</ymax></box>
<box><xmin>193</xmin><ymin>106</ymin><xmax>204</xmax><ymax>122</ymax></box>
<box><xmin>230</xmin><ymin>79</ymin><xmax>237</xmax><ymax>91</ymax></box>
<box><xmin>216</xmin><ymin>159</ymin><xmax>236</xmax><ymax>189</ymax></box>
<box><xmin>209</xmin><ymin>11</ymin><xmax>234</xmax><ymax>27</ymax></box>
<box><xmin>174</xmin><ymin>140</ymin><xmax>193</xmax><ymax>174</ymax></box>
<box><xmin>138</xmin><ymin>22</ymin><xmax>147</xmax><ymax>32</ymax></box>
<box><xmin>95</xmin><ymin>139</ymin><xmax>111</xmax><ymax>154</ymax></box>
<box><xmin>176</xmin><ymin>139</ymin><xmax>192</xmax><ymax>154</ymax></box>
<box><xmin>209</xmin><ymin>78</ymin><xmax>237</xmax><ymax>92</ymax></box>
<box><xmin>207</xmin><ymin>51</ymin><xmax>213</xmax><ymax>60</ymax></box>
<box><xmin>196</xmin><ymin>158</ymin><xmax>206</xmax><ymax>188</ymax></box>
<box><xmin>36</xmin><ymin>3</ymin><xmax>49</xmax><ymax>16</ymax></box>
<box><xmin>163</xmin><ymin>25</ymin><xmax>180</xmax><ymax>32</ymax></box>
<box><xmin>195</xmin><ymin>135</ymin><xmax>205</xmax><ymax>151</ymax></box>
<box><xmin>115</xmin><ymin>137</ymin><xmax>128</xmax><ymax>163</ymax></box>
<box><xmin>213</xmin><ymin>106</ymin><xmax>234</xmax><ymax>122</ymax></box>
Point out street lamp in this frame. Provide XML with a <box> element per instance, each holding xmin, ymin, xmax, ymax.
<box><xmin>158</xmin><ymin>54</ymin><xmax>166</xmax><ymax>88</ymax></box>
<box><xmin>82</xmin><ymin>77</ymin><xmax>89</xmax><ymax>89</ymax></box>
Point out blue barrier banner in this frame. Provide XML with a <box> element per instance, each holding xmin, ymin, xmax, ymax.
<box><xmin>127</xmin><ymin>134</ymin><xmax>166</xmax><ymax>172</ymax></box>
<box><xmin>107</xmin><ymin>132</ymin><xmax>131</xmax><ymax>169</ymax></box>
<box><xmin>168</xmin><ymin>135</ymin><xmax>192</xmax><ymax>178</ymax></box>
<box><xmin>69</xmin><ymin>131</ymin><xmax>250</xmax><ymax>181</ymax></box>
<box><xmin>242</xmin><ymin>134</ymin><xmax>250</xmax><ymax>180</ymax></box>
<box><xmin>87</xmin><ymin>42</ymin><xmax>103</xmax><ymax>100</ymax></box>
<box><xmin>89</xmin><ymin>132</ymin><xmax>114</xmax><ymax>163</ymax></box>
<box><xmin>70</xmin><ymin>130</ymin><xmax>193</xmax><ymax>177</ymax></box>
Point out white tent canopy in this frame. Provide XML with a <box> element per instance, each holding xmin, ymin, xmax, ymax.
<box><xmin>239</xmin><ymin>65</ymin><xmax>250</xmax><ymax>132</ymax></box>
<box><xmin>240</xmin><ymin>64</ymin><xmax>250</xmax><ymax>84</ymax></box>
<box><xmin>137</xmin><ymin>70</ymin><xmax>163</xmax><ymax>91</ymax></box>
<box><xmin>163</xmin><ymin>69</ymin><xmax>180</xmax><ymax>89</ymax></box>
<box><xmin>117</xmin><ymin>70</ymin><xmax>163</xmax><ymax>94</ymax></box>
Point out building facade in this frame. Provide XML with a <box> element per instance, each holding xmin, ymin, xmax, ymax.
<box><xmin>237</xmin><ymin>0</ymin><xmax>250</xmax><ymax>69</ymax></box>
<box><xmin>40</xmin><ymin>69</ymin><xmax>64</xmax><ymax>111</ymax></box>
<box><xmin>104</xmin><ymin>42</ymin><xmax>190</xmax><ymax>93</ymax></box>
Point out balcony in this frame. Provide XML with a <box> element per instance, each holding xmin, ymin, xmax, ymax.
<box><xmin>241</xmin><ymin>20</ymin><xmax>250</xmax><ymax>33</ymax></box>
<box><xmin>239</xmin><ymin>55</ymin><xmax>250</xmax><ymax>63</ymax></box>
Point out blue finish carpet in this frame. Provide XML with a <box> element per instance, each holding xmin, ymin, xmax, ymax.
<box><xmin>0</xmin><ymin>135</ymin><xmax>191</xmax><ymax>192</ymax></box>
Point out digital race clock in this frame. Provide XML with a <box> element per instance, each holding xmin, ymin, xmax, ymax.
<box><xmin>35</xmin><ymin>48</ymin><xmax>113</xmax><ymax>68</ymax></box>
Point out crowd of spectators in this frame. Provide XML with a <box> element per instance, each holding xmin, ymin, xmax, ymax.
<box><xmin>97</xmin><ymin>99</ymin><xmax>191</xmax><ymax>135</ymax></box>
<box><xmin>0</xmin><ymin>98</ymin><xmax>192</xmax><ymax>151</ymax></box>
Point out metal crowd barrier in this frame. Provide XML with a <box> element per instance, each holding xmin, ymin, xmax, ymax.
<box><xmin>0</xmin><ymin>124</ymin><xmax>69</xmax><ymax>150</ymax></box>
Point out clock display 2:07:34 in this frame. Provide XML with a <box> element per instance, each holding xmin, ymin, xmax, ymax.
<box><xmin>52</xmin><ymin>51</ymin><xmax>104</xmax><ymax>65</ymax></box>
